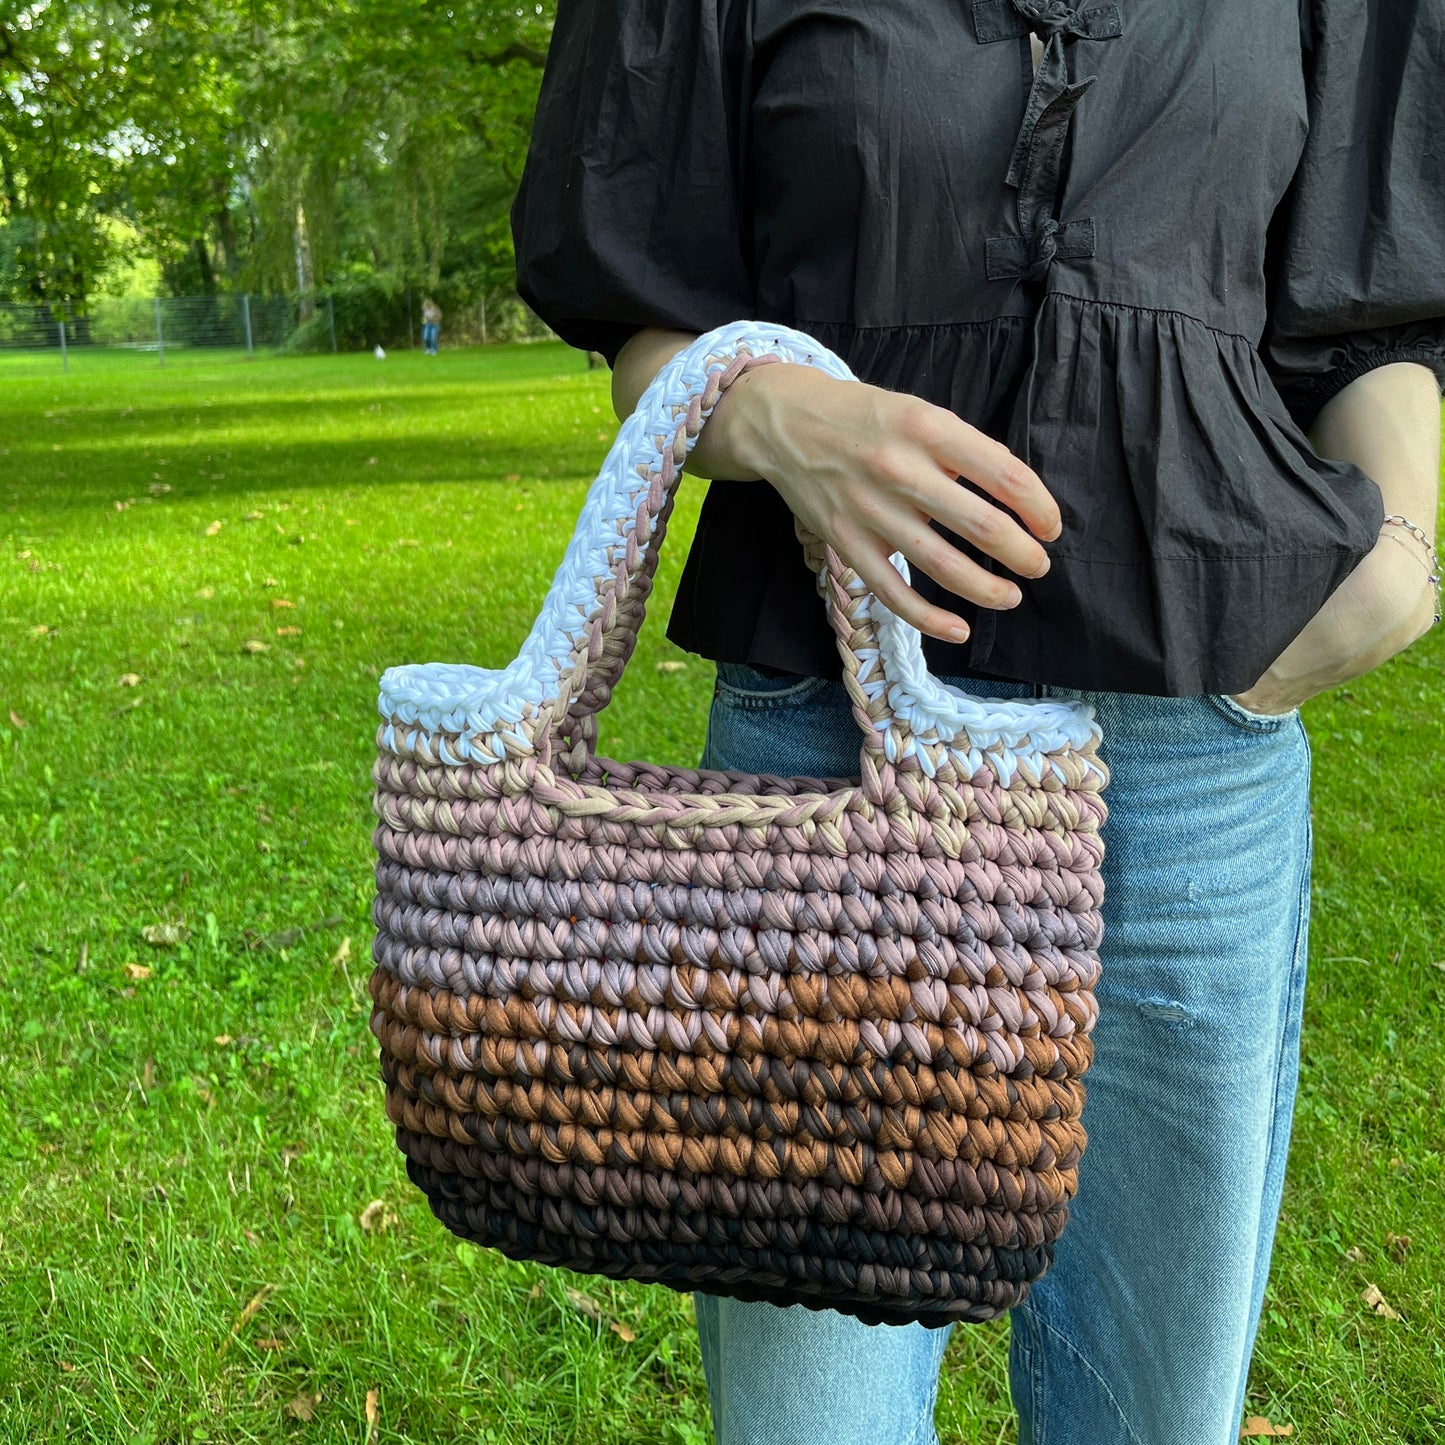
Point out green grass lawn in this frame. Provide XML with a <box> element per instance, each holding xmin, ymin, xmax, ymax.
<box><xmin>1</xmin><ymin>345</ymin><xmax>1442</xmax><ymax>1444</ymax></box>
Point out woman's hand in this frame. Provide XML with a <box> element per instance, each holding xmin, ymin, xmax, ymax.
<box><xmin>1230</xmin><ymin>534</ymin><xmax>1438</xmax><ymax>715</ymax></box>
<box><xmin>690</xmin><ymin>360</ymin><xmax>1061</xmax><ymax>643</ymax></box>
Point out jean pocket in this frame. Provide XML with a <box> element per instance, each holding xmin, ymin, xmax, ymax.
<box><xmin>713</xmin><ymin>660</ymin><xmax>834</xmax><ymax>710</ymax></box>
<box><xmin>1204</xmin><ymin>692</ymin><xmax>1301</xmax><ymax>733</ymax></box>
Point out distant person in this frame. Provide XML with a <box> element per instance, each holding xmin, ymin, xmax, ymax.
<box><xmin>421</xmin><ymin>297</ymin><xmax>442</xmax><ymax>355</ymax></box>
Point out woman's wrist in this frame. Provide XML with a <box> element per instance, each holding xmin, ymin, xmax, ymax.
<box><xmin>609</xmin><ymin>325</ymin><xmax>776</xmax><ymax>484</ymax></box>
<box><xmin>1379</xmin><ymin>514</ymin><xmax>1442</xmax><ymax>623</ymax></box>
<box><xmin>1234</xmin><ymin>534</ymin><xmax>1438</xmax><ymax>711</ymax></box>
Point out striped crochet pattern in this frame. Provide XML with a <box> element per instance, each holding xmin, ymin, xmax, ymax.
<box><xmin>369</xmin><ymin>321</ymin><xmax>1109</xmax><ymax>1327</ymax></box>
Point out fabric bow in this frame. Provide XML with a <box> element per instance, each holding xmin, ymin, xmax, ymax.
<box><xmin>1021</xmin><ymin>217</ymin><xmax>1061</xmax><ymax>280</ymax></box>
<box><xmin>1007</xmin><ymin>0</ymin><xmax>1081</xmax><ymax>38</ymax></box>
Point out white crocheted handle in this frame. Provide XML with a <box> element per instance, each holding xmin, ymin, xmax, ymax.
<box><xmin>378</xmin><ymin>320</ymin><xmax>1101</xmax><ymax>782</ymax></box>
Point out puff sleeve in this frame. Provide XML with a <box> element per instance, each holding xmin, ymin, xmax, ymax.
<box><xmin>510</xmin><ymin>0</ymin><xmax>756</xmax><ymax>369</ymax></box>
<box><xmin>1262</xmin><ymin>0</ymin><xmax>1445</xmax><ymax>435</ymax></box>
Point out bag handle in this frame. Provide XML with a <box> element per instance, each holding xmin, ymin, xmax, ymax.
<box><xmin>377</xmin><ymin>320</ymin><xmax>1102</xmax><ymax>787</ymax></box>
<box><xmin>541</xmin><ymin>335</ymin><xmax>893</xmax><ymax>774</ymax></box>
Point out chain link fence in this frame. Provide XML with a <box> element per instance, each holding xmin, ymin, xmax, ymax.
<box><xmin>0</xmin><ymin>286</ymin><xmax>551</xmax><ymax>374</ymax></box>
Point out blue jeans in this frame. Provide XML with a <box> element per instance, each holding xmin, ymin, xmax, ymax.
<box><xmin>422</xmin><ymin>321</ymin><xmax>440</xmax><ymax>353</ymax></box>
<box><xmin>693</xmin><ymin>663</ymin><xmax>1312</xmax><ymax>1445</ymax></box>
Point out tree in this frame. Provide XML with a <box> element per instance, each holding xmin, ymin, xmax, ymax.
<box><xmin>0</xmin><ymin>0</ymin><xmax>558</xmax><ymax>311</ymax></box>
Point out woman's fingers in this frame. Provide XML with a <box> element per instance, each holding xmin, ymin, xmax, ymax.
<box><xmin>908</xmin><ymin>403</ymin><xmax>1062</xmax><ymax>543</ymax></box>
<box><xmin>910</xmin><ymin>472</ymin><xmax>1053</xmax><ymax>581</ymax></box>
<box><xmin>889</xmin><ymin>520</ymin><xmax>1024</xmax><ymax>612</ymax></box>
<box><xmin>860</xmin><ymin>466</ymin><xmax>1046</xmax><ymax>597</ymax></box>
<box><xmin>843</xmin><ymin>533</ymin><xmax>972</xmax><ymax>642</ymax></box>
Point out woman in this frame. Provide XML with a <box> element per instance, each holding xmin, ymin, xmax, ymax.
<box><xmin>510</xmin><ymin>2</ymin><xmax>1444</xmax><ymax>1441</ymax></box>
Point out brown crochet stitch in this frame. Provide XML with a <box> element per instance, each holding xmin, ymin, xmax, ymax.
<box><xmin>369</xmin><ymin>338</ymin><xmax>1108</xmax><ymax>1326</ymax></box>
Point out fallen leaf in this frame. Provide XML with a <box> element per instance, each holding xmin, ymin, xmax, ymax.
<box><xmin>256</xmin><ymin>1337</ymin><xmax>286</xmax><ymax>1351</ymax></box>
<box><xmin>655</xmin><ymin>660</ymin><xmax>687</xmax><ymax>673</ymax></box>
<box><xmin>365</xmin><ymin>1387</ymin><xmax>379</xmax><ymax>1441</ymax></box>
<box><xmin>195</xmin><ymin>587</ymin><xmax>214</xmax><ymax>600</ymax></box>
<box><xmin>564</xmin><ymin>1287</ymin><xmax>603</xmax><ymax>1321</ymax></box>
<box><xmin>148</xmin><ymin>482</ymin><xmax>171</xmax><ymax>496</ymax></box>
<box><xmin>115</xmin><ymin>500</ymin><xmax>131</xmax><ymax>512</ymax></box>
<box><xmin>241</xmin><ymin>640</ymin><xmax>269</xmax><ymax>654</ymax></box>
<box><xmin>214</xmin><ymin>1034</ymin><xmax>234</xmax><ymax>1045</ymax></box>
<box><xmin>263</xmin><ymin>577</ymin><xmax>279</xmax><ymax>588</ymax></box>
<box><xmin>1387</xmin><ymin>1233</ymin><xmax>1411</xmax><ymax>1262</ymax></box>
<box><xmin>117</xmin><ymin>673</ymin><xmax>141</xmax><ymax>688</ymax></box>
<box><xmin>1361</xmin><ymin>1283</ymin><xmax>1402</xmax><ymax>1320</ymax></box>
<box><xmin>243</xmin><ymin>510</ymin><xmax>264</xmax><ymax>522</ymax></box>
<box><xmin>1344</xmin><ymin>1245</ymin><xmax>1363</xmax><ymax>1263</ymax></box>
<box><xmin>276</xmin><ymin>626</ymin><xmax>302</xmax><ymax>637</ymax></box>
<box><xmin>527</xmin><ymin>1282</ymin><xmax>544</xmax><ymax>1300</ymax></box>
<box><xmin>123</xmin><ymin>962</ymin><xmax>152</xmax><ymax>981</ymax></box>
<box><xmin>271</xmin><ymin>598</ymin><xmax>296</xmax><ymax>609</ymax></box>
<box><xmin>196</xmin><ymin>1084</ymin><xmax>216</xmax><ymax>1106</ymax></box>
<box><xmin>281</xmin><ymin>1142</ymin><xmax>306</xmax><ymax>1164</ymax></box>
<box><xmin>29</xmin><ymin>624</ymin><xmax>50</xmax><ymax>638</ymax></box>
<box><xmin>204</xmin><ymin>520</ymin><xmax>222</xmax><ymax>536</ymax></box>
<box><xmin>332</xmin><ymin>936</ymin><xmax>352</xmax><ymax>966</ymax></box>
<box><xmin>242</xmin><ymin>1229</ymin><xmax>260</xmax><ymax>1247</ymax></box>
<box><xmin>359</xmin><ymin>1199</ymin><xmax>398</xmax><ymax>1232</ymax></box>
<box><xmin>285</xmin><ymin>1392</ymin><xmax>321</xmax><ymax>1422</ymax></box>
<box><xmin>218</xmin><ymin>1283</ymin><xmax>275</xmax><ymax>1356</ymax></box>
<box><xmin>58</xmin><ymin>1360</ymin><xmax>74</xmax><ymax>1372</ymax></box>
<box><xmin>504</xmin><ymin>472</ymin><xmax>521</xmax><ymax>482</ymax></box>
<box><xmin>609</xmin><ymin>1320</ymin><xmax>637</xmax><ymax>1342</ymax></box>
<box><xmin>142</xmin><ymin>923</ymin><xmax>187</xmax><ymax>947</ymax></box>
<box><xmin>141</xmin><ymin>1056</ymin><xmax>156</xmax><ymax>1089</ymax></box>
<box><xmin>8</xmin><ymin>710</ymin><xmax>24</xmax><ymax>728</ymax></box>
<box><xmin>1240</xmin><ymin>1418</ymin><xmax>1294</xmax><ymax>1439</ymax></box>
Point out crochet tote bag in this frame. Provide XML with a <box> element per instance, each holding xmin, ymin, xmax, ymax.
<box><xmin>368</xmin><ymin>321</ymin><xmax>1108</xmax><ymax>1327</ymax></box>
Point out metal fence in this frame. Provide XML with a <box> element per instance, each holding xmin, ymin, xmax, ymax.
<box><xmin>0</xmin><ymin>288</ymin><xmax>548</xmax><ymax>374</ymax></box>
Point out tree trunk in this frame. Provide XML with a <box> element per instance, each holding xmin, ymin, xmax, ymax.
<box><xmin>195</xmin><ymin>235</ymin><xmax>217</xmax><ymax>294</ymax></box>
<box><xmin>295</xmin><ymin>200</ymin><xmax>315</xmax><ymax>320</ymax></box>
<box><xmin>214</xmin><ymin>187</ymin><xmax>239</xmax><ymax>279</ymax></box>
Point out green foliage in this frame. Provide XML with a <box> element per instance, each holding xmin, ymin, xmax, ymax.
<box><xmin>0</xmin><ymin>2</ymin><xmax>557</xmax><ymax>311</ymax></box>
<box><xmin>0</xmin><ymin>347</ymin><xmax>1442</xmax><ymax>1442</ymax></box>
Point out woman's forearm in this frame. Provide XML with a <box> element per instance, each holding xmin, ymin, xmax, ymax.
<box><xmin>1309</xmin><ymin>360</ymin><xmax>1441</xmax><ymax>542</ymax></box>
<box><xmin>1233</xmin><ymin>361</ymin><xmax>1442</xmax><ymax>711</ymax></box>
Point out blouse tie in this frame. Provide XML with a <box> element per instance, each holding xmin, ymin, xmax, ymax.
<box><xmin>974</xmin><ymin>0</ymin><xmax>1122</xmax><ymax>283</ymax></box>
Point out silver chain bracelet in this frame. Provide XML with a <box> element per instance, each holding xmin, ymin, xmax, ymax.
<box><xmin>1381</xmin><ymin>513</ymin><xmax>1442</xmax><ymax>626</ymax></box>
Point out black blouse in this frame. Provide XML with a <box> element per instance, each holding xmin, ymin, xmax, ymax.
<box><xmin>511</xmin><ymin>0</ymin><xmax>1445</xmax><ymax>696</ymax></box>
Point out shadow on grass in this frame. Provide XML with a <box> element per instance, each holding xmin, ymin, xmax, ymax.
<box><xmin>5</xmin><ymin>434</ymin><xmax>617</xmax><ymax>513</ymax></box>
